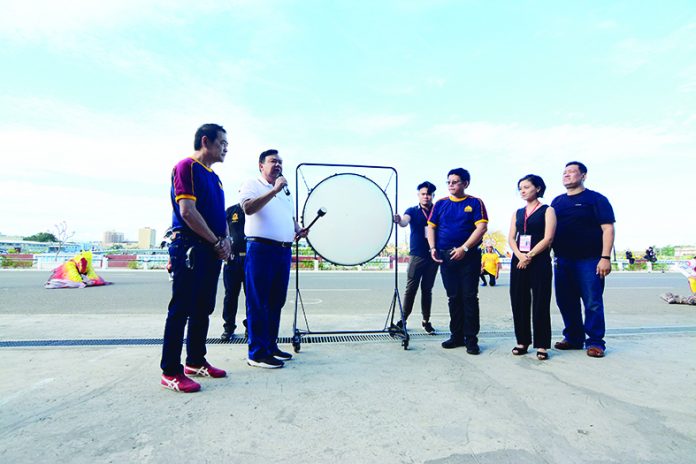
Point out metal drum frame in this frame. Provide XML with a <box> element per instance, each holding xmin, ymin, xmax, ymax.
<box><xmin>291</xmin><ymin>163</ymin><xmax>409</xmax><ymax>352</ymax></box>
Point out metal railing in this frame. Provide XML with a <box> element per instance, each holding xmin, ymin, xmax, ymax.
<box><xmin>0</xmin><ymin>253</ymin><xmax>689</xmax><ymax>272</ymax></box>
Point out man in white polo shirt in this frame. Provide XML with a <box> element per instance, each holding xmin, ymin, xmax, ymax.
<box><xmin>239</xmin><ymin>149</ymin><xmax>308</xmax><ymax>368</ymax></box>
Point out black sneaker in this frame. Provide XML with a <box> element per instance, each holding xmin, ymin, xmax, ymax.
<box><xmin>466</xmin><ymin>344</ymin><xmax>481</xmax><ymax>355</ymax></box>
<box><xmin>247</xmin><ymin>356</ymin><xmax>284</xmax><ymax>369</ymax></box>
<box><xmin>273</xmin><ymin>349</ymin><xmax>293</xmax><ymax>361</ymax></box>
<box><xmin>422</xmin><ymin>321</ymin><xmax>435</xmax><ymax>334</ymax></box>
<box><xmin>220</xmin><ymin>330</ymin><xmax>234</xmax><ymax>341</ymax></box>
<box><xmin>395</xmin><ymin>320</ymin><xmax>404</xmax><ymax>329</ymax></box>
<box><xmin>441</xmin><ymin>338</ymin><xmax>464</xmax><ymax>349</ymax></box>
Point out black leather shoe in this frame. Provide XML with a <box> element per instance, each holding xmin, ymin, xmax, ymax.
<box><xmin>554</xmin><ymin>339</ymin><xmax>583</xmax><ymax>350</ymax></box>
<box><xmin>220</xmin><ymin>330</ymin><xmax>234</xmax><ymax>341</ymax></box>
<box><xmin>466</xmin><ymin>345</ymin><xmax>481</xmax><ymax>355</ymax></box>
<box><xmin>441</xmin><ymin>338</ymin><xmax>464</xmax><ymax>349</ymax></box>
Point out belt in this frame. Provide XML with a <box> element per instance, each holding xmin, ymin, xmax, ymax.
<box><xmin>173</xmin><ymin>231</ymin><xmax>209</xmax><ymax>245</ymax></box>
<box><xmin>247</xmin><ymin>237</ymin><xmax>293</xmax><ymax>248</ymax></box>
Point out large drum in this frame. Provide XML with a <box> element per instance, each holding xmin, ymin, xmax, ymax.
<box><xmin>302</xmin><ymin>173</ymin><xmax>394</xmax><ymax>266</ymax></box>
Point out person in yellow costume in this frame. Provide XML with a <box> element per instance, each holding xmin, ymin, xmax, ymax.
<box><xmin>44</xmin><ymin>251</ymin><xmax>111</xmax><ymax>289</ymax></box>
<box><xmin>661</xmin><ymin>257</ymin><xmax>696</xmax><ymax>305</ymax></box>
<box><xmin>480</xmin><ymin>245</ymin><xmax>501</xmax><ymax>286</ymax></box>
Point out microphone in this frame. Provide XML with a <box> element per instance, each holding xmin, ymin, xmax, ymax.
<box><xmin>279</xmin><ymin>170</ymin><xmax>290</xmax><ymax>195</ymax></box>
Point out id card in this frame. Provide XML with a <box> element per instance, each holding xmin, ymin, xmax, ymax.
<box><xmin>424</xmin><ymin>226</ymin><xmax>428</xmax><ymax>238</ymax></box>
<box><xmin>519</xmin><ymin>235</ymin><xmax>532</xmax><ymax>252</ymax></box>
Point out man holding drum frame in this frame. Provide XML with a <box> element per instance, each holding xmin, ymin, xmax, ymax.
<box><xmin>240</xmin><ymin>150</ymin><xmax>308</xmax><ymax>369</ymax></box>
<box><xmin>427</xmin><ymin>168</ymin><xmax>488</xmax><ymax>355</ymax></box>
<box><xmin>394</xmin><ymin>181</ymin><xmax>439</xmax><ymax>334</ymax></box>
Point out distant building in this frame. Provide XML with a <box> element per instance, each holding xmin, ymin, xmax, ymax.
<box><xmin>675</xmin><ymin>246</ymin><xmax>696</xmax><ymax>258</ymax></box>
<box><xmin>138</xmin><ymin>227</ymin><xmax>157</xmax><ymax>249</ymax></box>
<box><xmin>103</xmin><ymin>230</ymin><xmax>125</xmax><ymax>246</ymax></box>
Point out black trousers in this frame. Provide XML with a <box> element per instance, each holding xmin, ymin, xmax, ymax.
<box><xmin>161</xmin><ymin>238</ymin><xmax>221</xmax><ymax>375</ymax></box>
<box><xmin>509</xmin><ymin>255</ymin><xmax>552</xmax><ymax>348</ymax></box>
<box><xmin>402</xmin><ymin>255</ymin><xmax>439</xmax><ymax>321</ymax></box>
<box><xmin>480</xmin><ymin>270</ymin><xmax>496</xmax><ymax>286</ymax></box>
<box><xmin>439</xmin><ymin>248</ymin><xmax>481</xmax><ymax>346</ymax></box>
<box><xmin>222</xmin><ymin>255</ymin><xmax>246</xmax><ymax>332</ymax></box>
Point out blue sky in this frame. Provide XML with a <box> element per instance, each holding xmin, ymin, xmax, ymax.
<box><xmin>1</xmin><ymin>1</ymin><xmax>694</xmax><ymax>250</ymax></box>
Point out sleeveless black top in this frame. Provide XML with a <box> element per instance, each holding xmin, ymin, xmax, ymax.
<box><xmin>515</xmin><ymin>204</ymin><xmax>550</xmax><ymax>258</ymax></box>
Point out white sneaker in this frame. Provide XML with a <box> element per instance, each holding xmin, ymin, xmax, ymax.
<box><xmin>247</xmin><ymin>356</ymin><xmax>284</xmax><ymax>369</ymax></box>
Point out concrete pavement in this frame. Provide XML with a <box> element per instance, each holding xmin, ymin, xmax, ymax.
<box><xmin>0</xmin><ymin>270</ymin><xmax>695</xmax><ymax>463</ymax></box>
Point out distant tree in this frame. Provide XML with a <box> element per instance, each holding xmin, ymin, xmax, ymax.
<box><xmin>53</xmin><ymin>221</ymin><xmax>75</xmax><ymax>256</ymax></box>
<box><xmin>657</xmin><ymin>245</ymin><xmax>675</xmax><ymax>257</ymax></box>
<box><xmin>23</xmin><ymin>232</ymin><xmax>57</xmax><ymax>242</ymax></box>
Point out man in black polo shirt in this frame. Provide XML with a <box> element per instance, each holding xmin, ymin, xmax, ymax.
<box><xmin>551</xmin><ymin>161</ymin><xmax>615</xmax><ymax>358</ymax></box>
<box><xmin>394</xmin><ymin>181</ymin><xmax>439</xmax><ymax>334</ymax></box>
<box><xmin>221</xmin><ymin>203</ymin><xmax>248</xmax><ymax>340</ymax></box>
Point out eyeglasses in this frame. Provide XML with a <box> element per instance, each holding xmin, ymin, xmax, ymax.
<box><xmin>446</xmin><ymin>180</ymin><xmax>461</xmax><ymax>185</ymax></box>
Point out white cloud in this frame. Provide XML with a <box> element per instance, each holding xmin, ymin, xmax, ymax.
<box><xmin>0</xmin><ymin>94</ymin><xmax>270</xmax><ymax>241</ymax></box>
<box><xmin>612</xmin><ymin>22</ymin><xmax>696</xmax><ymax>75</ymax></box>
<box><xmin>0</xmin><ymin>0</ymin><xmax>265</xmax><ymax>43</ymax></box>
<box><xmin>429</xmin><ymin>121</ymin><xmax>693</xmax><ymax>162</ymax></box>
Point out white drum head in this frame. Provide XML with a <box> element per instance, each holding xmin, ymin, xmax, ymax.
<box><xmin>303</xmin><ymin>173</ymin><xmax>393</xmax><ymax>266</ymax></box>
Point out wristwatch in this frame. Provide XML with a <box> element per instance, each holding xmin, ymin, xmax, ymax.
<box><xmin>601</xmin><ymin>256</ymin><xmax>611</xmax><ymax>260</ymax></box>
<box><xmin>462</xmin><ymin>245</ymin><xmax>469</xmax><ymax>253</ymax></box>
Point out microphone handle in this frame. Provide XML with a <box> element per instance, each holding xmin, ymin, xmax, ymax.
<box><xmin>283</xmin><ymin>185</ymin><xmax>290</xmax><ymax>196</ymax></box>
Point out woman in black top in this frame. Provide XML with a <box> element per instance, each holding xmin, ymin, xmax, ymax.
<box><xmin>507</xmin><ymin>174</ymin><xmax>556</xmax><ymax>360</ymax></box>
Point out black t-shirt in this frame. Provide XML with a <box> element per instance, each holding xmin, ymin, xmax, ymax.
<box><xmin>404</xmin><ymin>205</ymin><xmax>432</xmax><ymax>258</ymax></box>
<box><xmin>225</xmin><ymin>204</ymin><xmax>247</xmax><ymax>254</ymax></box>
<box><xmin>551</xmin><ymin>189</ymin><xmax>615</xmax><ymax>259</ymax></box>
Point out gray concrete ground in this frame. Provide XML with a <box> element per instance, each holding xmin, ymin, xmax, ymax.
<box><xmin>0</xmin><ymin>270</ymin><xmax>695</xmax><ymax>463</ymax></box>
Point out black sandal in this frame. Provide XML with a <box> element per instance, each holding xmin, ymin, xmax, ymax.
<box><xmin>511</xmin><ymin>345</ymin><xmax>529</xmax><ymax>355</ymax></box>
<box><xmin>536</xmin><ymin>350</ymin><xmax>549</xmax><ymax>360</ymax></box>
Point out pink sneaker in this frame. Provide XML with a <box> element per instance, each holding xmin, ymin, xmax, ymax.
<box><xmin>184</xmin><ymin>362</ymin><xmax>227</xmax><ymax>378</ymax></box>
<box><xmin>161</xmin><ymin>373</ymin><xmax>201</xmax><ymax>393</ymax></box>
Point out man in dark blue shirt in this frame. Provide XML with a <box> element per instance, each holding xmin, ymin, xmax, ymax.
<box><xmin>394</xmin><ymin>181</ymin><xmax>439</xmax><ymax>334</ymax></box>
<box><xmin>161</xmin><ymin>123</ymin><xmax>232</xmax><ymax>393</ymax></box>
<box><xmin>427</xmin><ymin>168</ymin><xmax>488</xmax><ymax>354</ymax></box>
<box><xmin>551</xmin><ymin>161</ymin><xmax>615</xmax><ymax>358</ymax></box>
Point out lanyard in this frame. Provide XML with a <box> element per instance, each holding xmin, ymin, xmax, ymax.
<box><xmin>523</xmin><ymin>203</ymin><xmax>541</xmax><ymax>234</ymax></box>
<box><xmin>420</xmin><ymin>206</ymin><xmax>431</xmax><ymax>221</ymax></box>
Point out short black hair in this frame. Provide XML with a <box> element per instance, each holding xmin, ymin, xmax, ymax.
<box><xmin>194</xmin><ymin>123</ymin><xmax>226</xmax><ymax>150</ymax></box>
<box><xmin>447</xmin><ymin>168</ymin><xmax>470</xmax><ymax>184</ymax></box>
<box><xmin>565</xmin><ymin>161</ymin><xmax>588</xmax><ymax>174</ymax></box>
<box><xmin>417</xmin><ymin>181</ymin><xmax>436</xmax><ymax>194</ymax></box>
<box><xmin>517</xmin><ymin>174</ymin><xmax>547</xmax><ymax>198</ymax></box>
<box><xmin>259</xmin><ymin>149</ymin><xmax>279</xmax><ymax>164</ymax></box>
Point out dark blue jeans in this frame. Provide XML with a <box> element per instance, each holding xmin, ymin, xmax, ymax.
<box><xmin>245</xmin><ymin>241</ymin><xmax>291</xmax><ymax>360</ymax></box>
<box><xmin>160</xmin><ymin>237</ymin><xmax>222</xmax><ymax>375</ymax></box>
<box><xmin>554</xmin><ymin>257</ymin><xmax>606</xmax><ymax>349</ymax></box>
<box><xmin>439</xmin><ymin>248</ymin><xmax>481</xmax><ymax>347</ymax></box>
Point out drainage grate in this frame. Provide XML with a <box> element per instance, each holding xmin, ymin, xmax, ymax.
<box><xmin>1</xmin><ymin>326</ymin><xmax>694</xmax><ymax>348</ymax></box>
